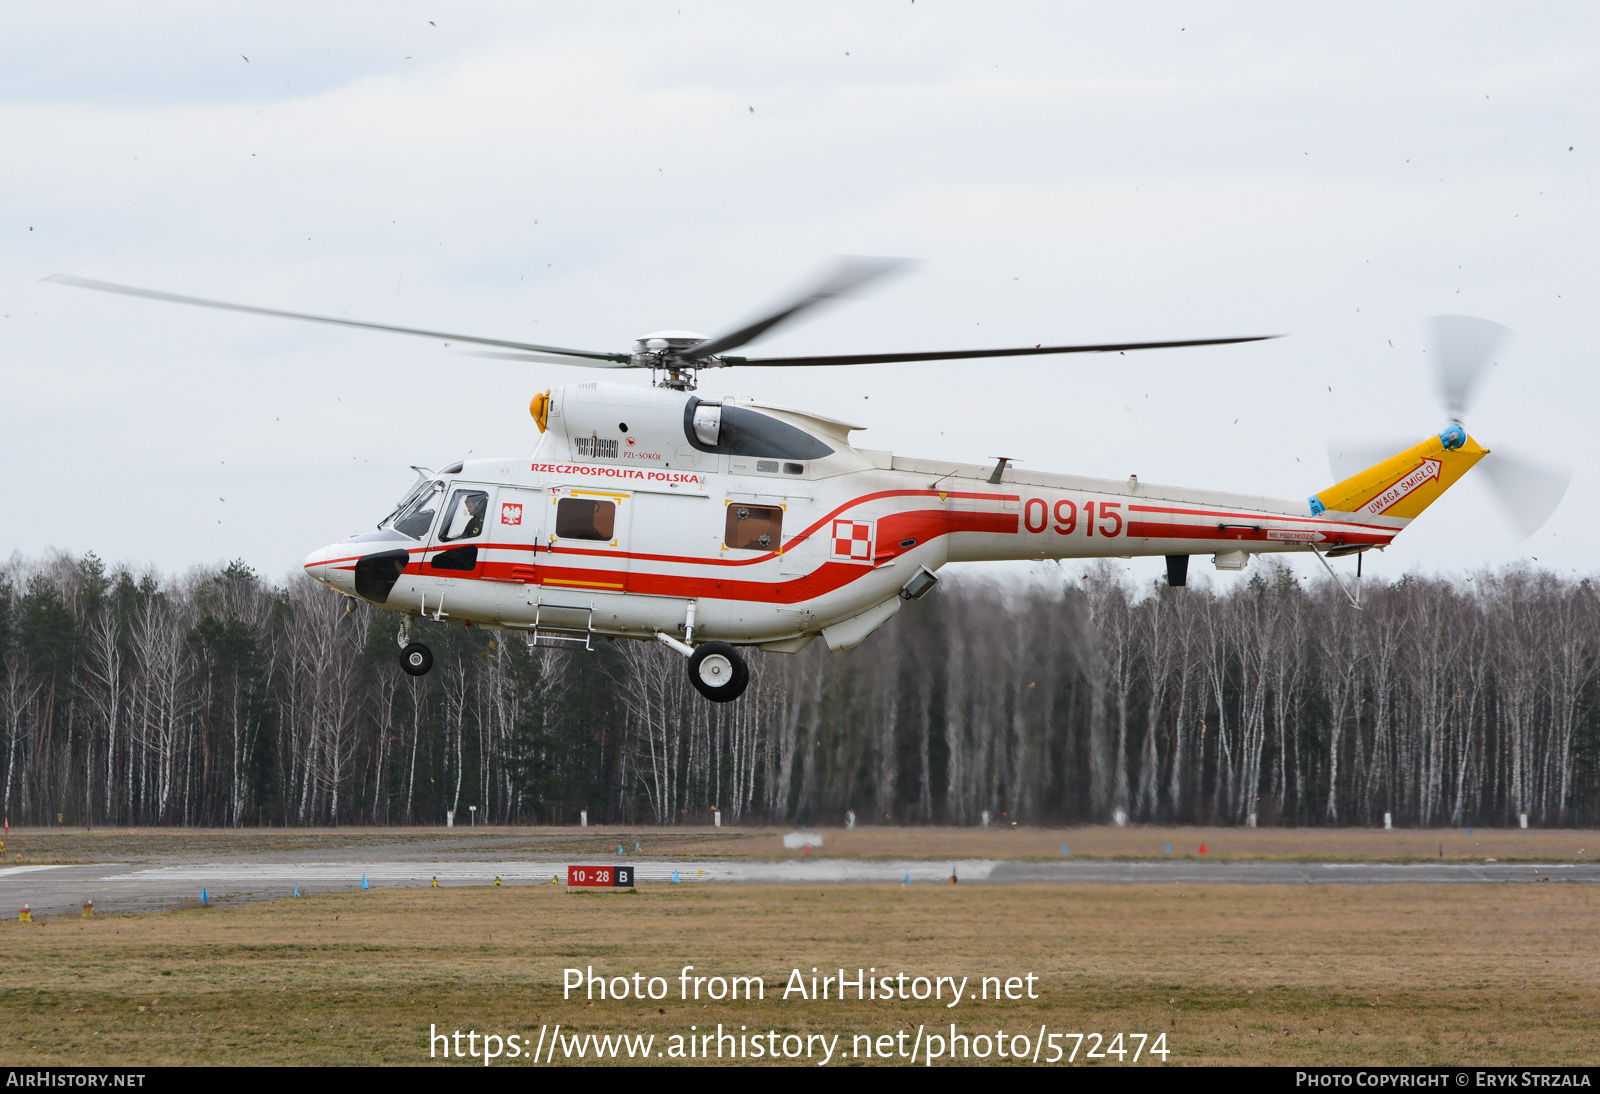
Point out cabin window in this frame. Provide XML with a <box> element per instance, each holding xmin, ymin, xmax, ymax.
<box><xmin>756</xmin><ymin>460</ymin><xmax>779</xmax><ymax>473</ymax></box>
<box><xmin>783</xmin><ymin>462</ymin><xmax>804</xmax><ymax>475</ymax></box>
<box><xmin>438</xmin><ymin>490</ymin><xmax>488</xmax><ymax>542</ymax></box>
<box><xmin>555</xmin><ymin>498</ymin><xmax>616</xmax><ymax>541</ymax></box>
<box><xmin>392</xmin><ymin>480</ymin><xmax>444</xmax><ymax>540</ymax></box>
<box><xmin>725</xmin><ymin>504</ymin><xmax>782</xmax><ymax>551</ymax></box>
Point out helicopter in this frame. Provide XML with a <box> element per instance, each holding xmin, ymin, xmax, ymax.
<box><xmin>49</xmin><ymin>260</ymin><xmax>1558</xmax><ymax>702</ymax></box>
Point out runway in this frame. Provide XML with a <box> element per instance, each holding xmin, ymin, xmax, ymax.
<box><xmin>4</xmin><ymin>856</ymin><xmax>1596</xmax><ymax>918</ymax></box>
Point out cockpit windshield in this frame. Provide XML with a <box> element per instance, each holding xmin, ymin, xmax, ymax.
<box><xmin>386</xmin><ymin>480</ymin><xmax>444</xmax><ymax>540</ymax></box>
<box><xmin>380</xmin><ymin>479</ymin><xmax>432</xmax><ymax>529</ymax></box>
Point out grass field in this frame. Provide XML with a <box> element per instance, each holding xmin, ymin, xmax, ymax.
<box><xmin>4</xmin><ymin>823</ymin><xmax>1596</xmax><ymax>865</ymax></box>
<box><xmin>3</xmin><ymin>877</ymin><xmax>1597</xmax><ymax>1065</ymax></box>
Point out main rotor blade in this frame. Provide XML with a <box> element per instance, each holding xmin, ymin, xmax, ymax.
<box><xmin>681</xmin><ymin>256</ymin><xmax>909</xmax><ymax>360</ymax></box>
<box><xmin>723</xmin><ymin>334</ymin><xmax>1279</xmax><ymax>368</ymax></box>
<box><xmin>44</xmin><ymin>274</ymin><xmax>630</xmax><ymax>363</ymax></box>
<box><xmin>1429</xmin><ymin>314</ymin><xmax>1508</xmax><ymax>420</ymax></box>
<box><xmin>463</xmin><ymin>350</ymin><xmax>638</xmax><ymax>368</ymax></box>
<box><xmin>1477</xmin><ymin>447</ymin><xmax>1570</xmax><ymax>539</ymax></box>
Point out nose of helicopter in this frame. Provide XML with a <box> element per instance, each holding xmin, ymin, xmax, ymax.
<box><xmin>303</xmin><ymin>543</ymin><xmax>355</xmax><ymax>594</ymax></box>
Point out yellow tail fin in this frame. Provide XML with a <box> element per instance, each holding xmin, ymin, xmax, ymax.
<box><xmin>1312</xmin><ymin>427</ymin><xmax>1488</xmax><ymax>519</ymax></box>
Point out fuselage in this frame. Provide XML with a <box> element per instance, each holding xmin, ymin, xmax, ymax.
<box><xmin>303</xmin><ymin>382</ymin><xmax>1404</xmax><ymax>652</ymax></box>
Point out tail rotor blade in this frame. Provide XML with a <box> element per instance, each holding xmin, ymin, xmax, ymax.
<box><xmin>1477</xmin><ymin>448</ymin><xmax>1570</xmax><ymax>539</ymax></box>
<box><xmin>1429</xmin><ymin>314</ymin><xmax>1509</xmax><ymax>420</ymax></box>
<box><xmin>1327</xmin><ymin>438</ymin><xmax>1414</xmax><ymax>482</ymax></box>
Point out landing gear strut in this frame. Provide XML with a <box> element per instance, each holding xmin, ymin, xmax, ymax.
<box><xmin>687</xmin><ymin>641</ymin><xmax>749</xmax><ymax>703</ymax></box>
<box><xmin>395</xmin><ymin>617</ymin><xmax>433</xmax><ymax>676</ymax></box>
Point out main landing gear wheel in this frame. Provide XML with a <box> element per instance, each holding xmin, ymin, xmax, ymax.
<box><xmin>688</xmin><ymin>641</ymin><xmax>749</xmax><ymax>703</ymax></box>
<box><xmin>400</xmin><ymin>642</ymin><xmax>434</xmax><ymax>677</ymax></box>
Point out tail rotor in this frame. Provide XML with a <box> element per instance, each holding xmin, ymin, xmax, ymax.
<box><xmin>1328</xmin><ymin>315</ymin><xmax>1568</xmax><ymax>540</ymax></box>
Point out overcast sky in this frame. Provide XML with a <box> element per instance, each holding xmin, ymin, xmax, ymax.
<box><xmin>3</xmin><ymin>3</ymin><xmax>1596</xmax><ymax>589</ymax></box>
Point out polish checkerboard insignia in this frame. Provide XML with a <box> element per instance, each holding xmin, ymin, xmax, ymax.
<box><xmin>831</xmin><ymin>519</ymin><xmax>875</xmax><ymax>563</ymax></box>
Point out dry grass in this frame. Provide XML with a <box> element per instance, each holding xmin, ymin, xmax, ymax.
<box><xmin>1</xmin><ymin>880</ymin><xmax>1596</xmax><ymax>1065</ymax></box>
<box><xmin>758</xmin><ymin>824</ymin><xmax>1600</xmax><ymax>863</ymax></box>
<box><xmin>5</xmin><ymin>824</ymin><xmax>1597</xmax><ymax>866</ymax></box>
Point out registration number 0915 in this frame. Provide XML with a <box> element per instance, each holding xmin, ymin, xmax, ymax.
<box><xmin>1022</xmin><ymin>498</ymin><xmax>1121</xmax><ymax>537</ymax></box>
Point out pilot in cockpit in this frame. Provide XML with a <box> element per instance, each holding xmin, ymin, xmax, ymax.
<box><xmin>443</xmin><ymin>492</ymin><xmax>487</xmax><ymax>541</ymax></box>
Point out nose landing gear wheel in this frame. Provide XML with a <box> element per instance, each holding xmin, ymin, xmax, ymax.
<box><xmin>687</xmin><ymin>641</ymin><xmax>749</xmax><ymax>703</ymax></box>
<box><xmin>400</xmin><ymin>642</ymin><xmax>434</xmax><ymax>677</ymax></box>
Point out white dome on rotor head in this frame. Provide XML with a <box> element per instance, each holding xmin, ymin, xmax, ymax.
<box><xmin>634</xmin><ymin>330</ymin><xmax>707</xmax><ymax>351</ymax></box>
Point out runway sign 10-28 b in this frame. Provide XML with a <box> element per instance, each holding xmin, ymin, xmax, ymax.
<box><xmin>567</xmin><ymin>865</ymin><xmax>634</xmax><ymax>888</ymax></box>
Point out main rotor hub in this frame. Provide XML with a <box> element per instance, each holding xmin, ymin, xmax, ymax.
<box><xmin>632</xmin><ymin>330</ymin><xmax>711</xmax><ymax>390</ymax></box>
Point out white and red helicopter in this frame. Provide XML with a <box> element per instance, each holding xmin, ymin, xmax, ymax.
<box><xmin>51</xmin><ymin>261</ymin><xmax>1564</xmax><ymax>702</ymax></box>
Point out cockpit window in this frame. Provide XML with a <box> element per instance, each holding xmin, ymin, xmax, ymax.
<box><xmin>438</xmin><ymin>490</ymin><xmax>489</xmax><ymax>542</ymax></box>
<box><xmin>391</xmin><ymin>481</ymin><xmax>444</xmax><ymax>540</ymax></box>
<box><xmin>380</xmin><ymin>478</ymin><xmax>431</xmax><ymax>531</ymax></box>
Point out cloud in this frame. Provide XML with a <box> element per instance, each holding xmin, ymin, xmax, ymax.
<box><xmin>3</xmin><ymin>2</ymin><xmax>1596</xmax><ymax>581</ymax></box>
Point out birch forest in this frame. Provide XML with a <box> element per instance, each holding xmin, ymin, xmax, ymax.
<box><xmin>3</xmin><ymin>551</ymin><xmax>1598</xmax><ymax>829</ymax></box>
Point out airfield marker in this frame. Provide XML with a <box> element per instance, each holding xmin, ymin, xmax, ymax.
<box><xmin>201</xmin><ymin>888</ymin><xmax>209</xmax><ymax>906</ymax></box>
<box><xmin>18</xmin><ymin>904</ymin><xmax>30</xmax><ymax>922</ymax></box>
<box><xmin>431</xmin><ymin>877</ymin><xmax>438</xmax><ymax>888</ymax></box>
<box><xmin>1062</xmin><ymin>844</ymin><xmax>1069</xmax><ymax>856</ymax></box>
<box><xmin>293</xmin><ymin>885</ymin><xmax>300</xmax><ymax>898</ymax></box>
<box><xmin>618</xmin><ymin>844</ymin><xmax>625</xmax><ymax>854</ymax></box>
<box><xmin>494</xmin><ymin>876</ymin><xmax>502</xmax><ymax>887</ymax></box>
<box><xmin>1166</xmin><ymin>842</ymin><xmax>1173</xmax><ymax>855</ymax></box>
<box><xmin>902</xmin><ymin>872</ymin><xmax>910</xmax><ymax>886</ymax></box>
<box><xmin>81</xmin><ymin>901</ymin><xmax>93</xmax><ymax>918</ymax></box>
<box><xmin>361</xmin><ymin>875</ymin><xmax>370</xmax><ymax>891</ymax></box>
<box><xmin>1198</xmin><ymin>843</ymin><xmax>1208</xmax><ymax>855</ymax></box>
<box><xmin>672</xmin><ymin>870</ymin><xmax>680</xmax><ymax>883</ymax></box>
